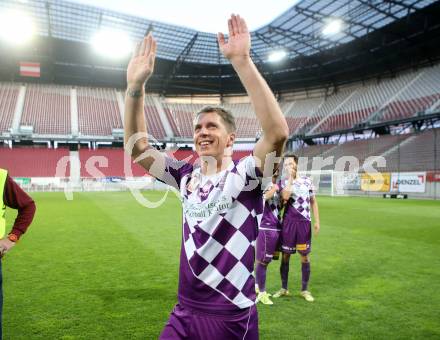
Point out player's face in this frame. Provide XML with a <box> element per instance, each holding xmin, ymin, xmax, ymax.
<box><xmin>284</xmin><ymin>157</ymin><xmax>297</xmax><ymax>178</ymax></box>
<box><xmin>193</xmin><ymin>112</ymin><xmax>235</xmax><ymax>160</ymax></box>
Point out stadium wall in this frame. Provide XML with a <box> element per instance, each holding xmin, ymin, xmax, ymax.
<box><xmin>333</xmin><ymin>180</ymin><xmax>440</xmax><ymax>200</ymax></box>
<box><xmin>10</xmin><ymin>174</ymin><xmax>440</xmax><ymax>199</ymax></box>
<box><xmin>305</xmin><ymin>170</ymin><xmax>439</xmax><ymax>200</ymax></box>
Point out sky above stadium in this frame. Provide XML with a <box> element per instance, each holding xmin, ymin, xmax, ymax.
<box><xmin>70</xmin><ymin>0</ymin><xmax>298</xmax><ymax>33</ymax></box>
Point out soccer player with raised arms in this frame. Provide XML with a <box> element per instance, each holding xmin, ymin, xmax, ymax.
<box><xmin>124</xmin><ymin>14</ymin><xmax>288</xmax><ymax>340</ymax></box>
<box><xmin>255</xmin><ymin>170</ymin><xmax>282</xmax><ymax>305</ymax></box>
<box><xmin>273</xmin><ymin>154</ymin><xmax>320</xmax><ymax>302</ymax></box>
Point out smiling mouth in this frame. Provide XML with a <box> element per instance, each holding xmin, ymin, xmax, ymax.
<box><xmin>199</xmin><ymin>141</ymin><xmax>213</xmax><ymax>147</ymax></box>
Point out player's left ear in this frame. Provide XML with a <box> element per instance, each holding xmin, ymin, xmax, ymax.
<box><xmin>226</xmin><ymin>132</ymin><xmax>236</xmax><ymax>148</ymax></box>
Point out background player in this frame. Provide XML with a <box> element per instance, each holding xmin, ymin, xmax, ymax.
<box><xmin>273</xmin><ymin>154</ymin><xmax>320</xmax><ymax>302</ymax></box>
<box><xmin>124</xmin><ymin>14</ymin><xmax>288</xmax><ymax>340</ymax></box>
<box><xmin>255</xmin><ymin>170</ymin><xmax>282</xmax><ymax>305</ymax></box>
<box><xmin>0</xmin><ymin>168</ymin><xmax>36</xmax><ymax>339</ymax></box>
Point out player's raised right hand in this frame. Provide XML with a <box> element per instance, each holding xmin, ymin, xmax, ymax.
<box><xmin>127</xmin><ymin>33</ymin><xmax>157</xmax><ymax>87</ymax></box>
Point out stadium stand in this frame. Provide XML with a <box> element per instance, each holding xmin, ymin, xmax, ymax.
<box><xmin>161</xmin><ymin>72</ymin><xmax>440</xmax><ymax>139</ymax></box>
<box><xmin>0</xmin><ymin>83</ymin><xmax>18</xmax><ymax>134</ymax></box>
<box><xmin>295</xmin><ymin>144</ymin><xmax>337</xmax><ymax>159</ymax></box>
<box><xmin>162</xmin><ymin>102</ymin><xmax>204</xmax><ymax>138</ymax></box>
<box><xmin>289</xmin><ymin>64</ymin><xmax>440</xmax><ymax>135</ymax></box>
<box><xmin>382</xmin><ymin>128</ymin><xmax>440</xmax><ymax>172</ymax></box>
<box><xmin>0</xmin><ymin>147</ymin><xmax>70</xmax><ymax>177</ymax></box>
<box><xmin>373</xmin><ymin>67</ymin><xmax>440</xmax><ymax>123</ymax></box>
<box><xmin>144</xmin><ymin>95</ymin><xmax>167</xmax><ymax>140</ymax></box>
<box><xmin>77</xmin><ymin>87</ymin><xmax>122</xmax><ymax>136</ymax></box>
<box><xmin>223</xmin><ymin>103</ymin><xmax>260</xmax><ymax>138</ymax></box>
<box><xmin>292</xmin><ymin>130</ymin><xmax>440</xmax><ymax>173</ymax></box>
<box><xmin>21</xmin><ymin>84</ymin><xmax>71</xmax><ymax>135</ymax></box>
<box><xmin>223</xmin><ymin>103</ymin><xmax>254</xmax><ymax>116</ymax></box>
<box><xmin>310</xmin><ymin>89</ymin><xmax>374</xmax><ymax>134</ymax></box>
<box><xmin>295</xmin><ymin>134</ymin><xmax>409</xmax><ymax>170</ymax></box>
<box><xmin>1</xmin><ymin>64</ymin><xmax>439</xmax><ymax>139</ymax></box>
<box><xmin>163</xmin><ymin>102</ymin><xmax>261</xmax><ymax>138</ymax></box>
<box><xmin>234</xmin><ymin>117</ymin><xmax>260</xmax><ymax>138</ymax></box>
<box><xmin>1</xmin><ymin>130</ymin><xmax>437</xmax><ymax>178</ymax></box>
<box><xmin>306</xmin><ymin>92</ymin><xmax>352</xmax><ymax>134</ymax></box>
<box><xmin>329</xmin><ymin>135</ymin><xmax>409</xmax><ymax>170</ymax></box>
<box><xmin>163</xmin><ymin>106</ymin><xmax>181</xmax><ymax>137</ymax></box>
<box><xmin>281</xmin><ymin>97</ymin><xmax>323</xmax><ymax>135</ymax></box>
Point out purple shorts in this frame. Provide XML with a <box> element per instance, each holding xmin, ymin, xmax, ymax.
<box><xmin>281</xmin><ymin>218</ymin><xmax>311</xmax><ymax>255</ymax></box>
<box><xmin>256</xmin><ymin>228</ymin><xmax>280</xmax><ymax>264</ymax></box>
<box><xmin>160</xmin><ymin>303</ymin><xmax>258</xmax><ymax>340</ymax></box>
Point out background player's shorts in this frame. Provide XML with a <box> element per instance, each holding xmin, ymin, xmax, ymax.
<box><xmin>160</xmin><ymin>303</ymin><xmax>258</xmax><ymax>340</ymax></box>
<box><xmin>256</xmin><ymin>228</ymin><xmax>280</xmax><ymax>264</ymax></box>
<box><xmin>281</xmin><ymin>218</ymin><xmax>311</xmax><ymax>255</ymax></box>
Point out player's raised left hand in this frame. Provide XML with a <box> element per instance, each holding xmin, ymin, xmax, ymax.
<box><xmin>217</xmin><ymin>14</ymin><xmax>251</xmax><ymax>63</ymax></box>
<box><xmin>127</xmin><ymin>33</ymin><xmax>157</xmax><ymax>87</ymax></box>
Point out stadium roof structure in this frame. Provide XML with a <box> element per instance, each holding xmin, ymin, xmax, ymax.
<box><xmin>0</xmin><ymin>0</ymin><xmax>440</xmax><ymax>95</ymax></box>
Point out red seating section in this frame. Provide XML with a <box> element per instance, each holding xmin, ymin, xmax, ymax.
<box><xmin>1</xmin><ymin>132</ymin><xmax>439</xmax><ymax>177</ymax></box>
<box><xmin>384</xmin><ymin>129</ymin><xmax>440</xmax><ymax>172</ymax></box>
<box><xmin>0</xmin><ymin>63</ymin><xmax>439</xmax><ymax>138</ymax></box>
<box><xmin>0</xmin><ymin>147</ymin><xmax>70</xmax><ymax>177</ymax></box>
<box><xmin>21</xmin><ymin>85</ymin><xmax>71</xmax><ymax>134</ymax></box>
<box><xmin>77</xmin><ymin>87</ymin><xmax>122</xmax><ymax>136</ymax></box>
<box><xmin>144</xmin><ymin>95</ymin><xmax>166</xmax><ymax>140</ymax></box>
<box><xmin>0</xmin><ymin>83</ymin><xmax>18</xmax><ymax>134</ymax></box>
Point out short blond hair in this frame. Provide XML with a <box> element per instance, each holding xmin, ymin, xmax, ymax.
<box><xmin>195</xmin><ymin>106</ymin><xmax>236</xmax><ymax>133</ymax></box>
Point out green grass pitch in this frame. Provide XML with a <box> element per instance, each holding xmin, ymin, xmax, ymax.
<box><xmin>3</xmin><ymin>192</ymin><xmax>440</xmax><ymax>339</ymax></box>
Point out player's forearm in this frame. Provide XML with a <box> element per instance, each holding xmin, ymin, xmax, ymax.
<box><xmin>311</xmin><ymin>200</ymin><xmax>320</xmax><ymax>223</ymax></box>
<box><xmin>124</xmin><ymin>85</ymin><xmax>149</xmax><ymax>158</ymax></box>
<box><xmin>231</xmin><ymin>57</ymin><xmax>288</xmax><ymax>142</ymax></box>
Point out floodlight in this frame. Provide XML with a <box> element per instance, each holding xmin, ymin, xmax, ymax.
<box><xmin>0</xmin><ymin>10</ymin><xmax>34</xmax><ymax>45</ymax></box>
<box><xmin>322</xmin><ymin>19</ymin><xmax>343</xmax><ymax>36</ymax></box>
<box><xmin>268</xmin><ymin>50</ymin><xmax>287</xmax><ymax>63</ymax></box>
<box><xmin>91</xmin><ymin>29</ymin><xmax>132</xmax><ymax>59</ymax></box>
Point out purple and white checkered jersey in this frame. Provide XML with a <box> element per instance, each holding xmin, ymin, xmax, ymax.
<box><xmin>260</xmin><ymin>182</ymin><xmax>281</xmax><ymax>230</ymax></box>
<box><xmin>159</xmin><ymin>155</ymin><xmax>263</xmax><ymax>312</ymax></box>
<box><xmin>281</xmin><ymin>176</ymin><xmax>315</xmax><ymax>221</ymax></box>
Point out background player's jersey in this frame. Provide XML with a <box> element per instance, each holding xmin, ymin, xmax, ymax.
<box><xmin>260</xmin><ymin>182</ymin><xmax>281</xmax><ymax>230</ymax></box>
<box><xmin>281</xmin><ymin>176</ymin><xmax>315</xmax><ymax>221</ymax></box>
<box><xmin>159</xmin><ymin>155</ymin><xmax>263</xmax><ymax>312</ymax></box>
